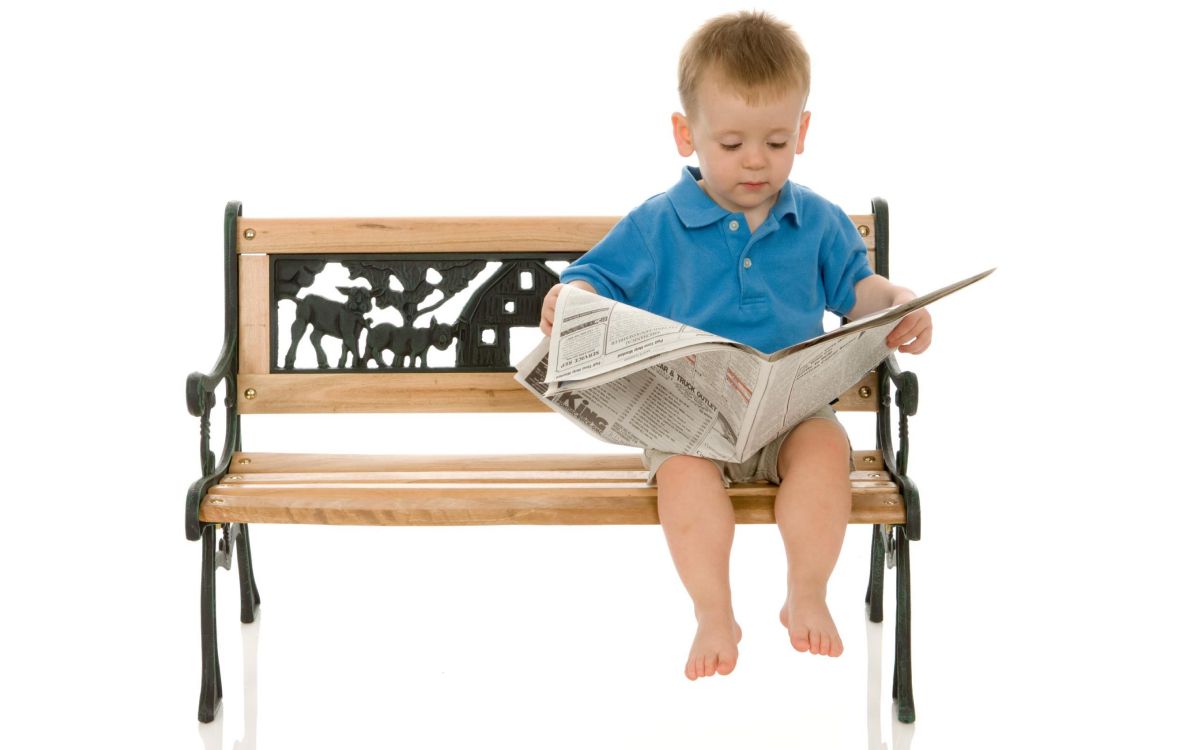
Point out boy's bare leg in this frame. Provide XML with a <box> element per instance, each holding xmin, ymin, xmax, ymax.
<box><xmin>655</xmin><ymin>456</ymin><xmax>743</xmax><ymax>680</ymax></box>
<box><xmin>774</xmin><ymin>418</ymin><xmax>851</xmax><ymax>657</ymax></box>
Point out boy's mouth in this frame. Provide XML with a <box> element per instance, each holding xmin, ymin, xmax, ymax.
<box><xmin>740</xmin><ymin>182</ymin><xmax>767</xmax><ymax>189</ymax></box>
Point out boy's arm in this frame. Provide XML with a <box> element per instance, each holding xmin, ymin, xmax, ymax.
<box><xmin>848</xmin><ymin>274</ymin><xmax>933</xmax><ymax>354</ymax></box>
<box><xmin>539</xmin><ymin>280</ymin><xmax>597</xmax><ymax>336</ymax></box>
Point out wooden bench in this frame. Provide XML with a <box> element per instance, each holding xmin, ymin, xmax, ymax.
<box><xmin>186</xmin><ymin>199</ymin><xmax>921</xmax><ymax>724</ymax></box>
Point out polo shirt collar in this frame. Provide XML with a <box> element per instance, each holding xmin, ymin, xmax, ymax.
<box><xmin>667</xmin><ymin>165</ymin><xmax>800</xmax><ymax>229</ymax></box>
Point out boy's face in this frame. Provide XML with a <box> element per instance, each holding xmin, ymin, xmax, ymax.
<box><xmin>672</xmin><ymin>69</ymin><xmax>810</xmax><ymax>226</ymax></box>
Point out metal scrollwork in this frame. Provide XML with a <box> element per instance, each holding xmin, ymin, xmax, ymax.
<box><xmin>272</xmin><ymin>254</ymin><xmax>571</xmax><ymax>372</ymax></box>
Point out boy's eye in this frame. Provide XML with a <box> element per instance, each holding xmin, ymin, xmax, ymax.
<box><xmin>768</xmin><ymin>142</ymin><xmax>788</xmax><ymax>149</ymax></box>
<box><xmin>721</xmin><ymin>143</ymin><xmax>741</xmax><ymax>151</ymax></box>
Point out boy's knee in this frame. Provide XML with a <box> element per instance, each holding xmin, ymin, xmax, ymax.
<box><xmin>655</xmin><ymin>454</ymin><xmax>724</xmax><ymax>486</ymax></box>
<box><xmin>777</xmin><ymin>419</ymin><xmax>850</xmax><ymax>477</ymax></box>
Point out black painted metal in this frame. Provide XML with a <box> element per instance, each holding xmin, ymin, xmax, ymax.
<box><xmin>894</xmin><ymin>526</ymin><xmax>916</xmax><ymax>723</ymax></box>
<box><xmin>198</xmin><ymin>524</ymin><xmax>223</xmax><ymax>723</ymax></box>
<box><xmin>880</xmin><ymin>357</ymin><xmax>921</xmax><ymax>542</ymax></box>
<box><xmin>870</xmin><ymin>197</ymin><xmax>921</xmax><ymax>544</ymax></box>
<box><xmin>272</xmin><ymin>254</ymin><xmax>574</xmax><ymax>373</ymax></box>
<box><xmin>236</xmin><ymin>524</ymin><xmax>262</xmax><ymax>624</ymax></box>
<box><xmin>865</xmin><ymin>198</ymin><xmax>920</xmax><ymax>723</ymax></box>
<box><xmin>189</xmin><ymin>203</ymin><xmax>263</xmax><ymax>723</ymax></box>
<box><xmin>186</xmin><ymin>201</ymin><xmax>243</xmax><ymax>542</ymax></box>
<box><xmin>865</xmin><ymin>524</ymin><xmax>885</xmax><ymax>623</ymax></box>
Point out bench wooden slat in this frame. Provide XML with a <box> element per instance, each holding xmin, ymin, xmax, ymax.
<box><xmin>237</xmin><ymin>372</ymin><xmax>544</xmax><ymax>413</ymax></box>
<box><xmin>236</xmin><ymin>217</ymin><xmax>621</xmax><ymax>254</ymax></box>
<box><xmin>234</xmin><ymin>215</ymin><xmax>876</xmax><ymax>255</ymax></box>
<box><xmin>220</xmin><ymin>470</ymin><xmax>895</xmax><ymax>484</ymax></box>
<box><xmin>223</xmin><ymin>470</ymin><xmax>651</xmax><ymax>483</ymax></box>
<box><xmin>200</xmin><ymin>482</ymin><xmax>904</xmax><ymax>526</ymax></box>
<box><xmin>225</xmin><ymin>450</ymin><xmax>886</xmax><ymax>473</ymax></box>
<box><xmin>201</xmin><ymin>451</ymin><xmax>904</xmax><ymax>526</ymax></box>
<box><xmin>235</xmin><ymin>371</ymin><xmax>879</xmax><ymax>414</ymax></box>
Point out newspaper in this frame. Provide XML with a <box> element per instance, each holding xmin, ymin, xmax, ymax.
<box><xmin>514</xmin><ymin>268</ymin><xmax>993</xmax><ymax>463</ymax></box>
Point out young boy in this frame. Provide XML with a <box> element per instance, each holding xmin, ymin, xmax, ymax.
<box><xmin>539</xmin><ymin>11</ymin><xmax>931</xmax><ymax>681</ymax></box>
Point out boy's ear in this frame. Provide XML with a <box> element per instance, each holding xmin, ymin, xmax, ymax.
<box><xmin>671</xmin><ymin>112</ymin><xmax>695</xmax><ymax>158</ymax></box>
<box><xmin>796</xmin><ymin>110</ymin><xmax>812</xmax><ymax>155</ymax></box>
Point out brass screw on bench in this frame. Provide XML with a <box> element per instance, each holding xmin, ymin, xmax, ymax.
<box><xmin>858</xmin><ymin>225</ymin><xmax>870</xmax><ymax>237</ymax></box>
<box><xmin>863</xmin><ymin>456</ymin><xmax>875</xmax><ymax>464</ymax></box>
<box><xmin>859</xmin><ymin>386</ymin><xmax>872</xmax><ymax>398</ymax></box>
<box><xmin>245</xmin><ymin>388</ymin><xmax>257</xmax><ymax>400</ymax></box>
<box><xmin>244</xmin><ymin>228</ymin><xmax>256</xmax><ymax>240</ymax></box>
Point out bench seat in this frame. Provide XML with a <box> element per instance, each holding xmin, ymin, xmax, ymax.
<box><xmin>199</xmin><ymin>451</ymin><xmax>906</xmax><ymax>527</ymax></box>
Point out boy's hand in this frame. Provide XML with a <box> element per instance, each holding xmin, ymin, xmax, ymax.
<box><xmin>885</xmin><ymin>292</ymin><xmax>932</xmax><ymax>354</ymax></box>
<box><xmin>539</xmin><ymin>281</ymin><xmax>596</xmax><ymax>336</ymax></box>
<box><xmin>539</xmin><ymin>283</ymin><xmax>563</xmax><ymax>336</ymax></box>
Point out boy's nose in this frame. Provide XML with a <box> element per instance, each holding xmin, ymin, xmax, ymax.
<box><xmin>742</xmin><ymin>147</ymin><xmax>766</xmax><ymax>169</ymax></box>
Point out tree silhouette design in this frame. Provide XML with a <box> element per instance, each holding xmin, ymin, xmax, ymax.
<box><xmin>342</xmin><ymin>259</ymin><xmax>486</xmax><ymax>324</ymax></box>
<box><xmin>274</xmin><ymin>259</ymin><xmax>327</xmax><ymax>300</ymax></box>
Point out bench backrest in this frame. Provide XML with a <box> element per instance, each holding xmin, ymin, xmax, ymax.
<box><xmin>222</xmin><ymin>203</ymin><xmax>889</xmax><ymax>415</ymax></box>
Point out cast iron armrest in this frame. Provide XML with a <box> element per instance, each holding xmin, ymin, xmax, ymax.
<box><xmin>878</xmin><ymin>354</ymin><xmax>921</xmax><ymax>541</ymax></box>
<box><xmin>184</xmin><ymin>330</ymin><xmax>240</xmax><ymax>542</ymax></box>
<box><xmin>186</xmin><ymin>330</ymin><xmax>236</xmax><ymax>417</ymax></box>
<box><xmin>884</xmin><ymin>354</ymin><xmax>918</xmax><ymax>417</ymax></box>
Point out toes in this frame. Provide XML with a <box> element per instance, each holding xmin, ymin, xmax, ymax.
<box><xmin>791</xmin><ymin>631</ymin><xmax>810</xmax><ymax>652</ymax></box>
<box><xmin>718</xmin><ymin>654</ymin><xmax>736</xmax><ymax>675</ymax></box>
<box><xmin>809</xmin><ymin>629</ymin><xmax>821</xmax><ymax>655</ymax></box>
<box><xmin>831</xmin><ymin>635</ymin><xmax>844</xmax><ymax>657</ymax></box>
<box><xmin>705</xmin><ymin>653</ymin><xmax>718</xmax><ymax>677</ymax></box>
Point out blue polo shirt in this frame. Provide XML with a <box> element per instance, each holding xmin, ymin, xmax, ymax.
<box><xmin>560</xmin><ymin>166</ymin><xmax>874</xmax><ymax>354</ymax></box>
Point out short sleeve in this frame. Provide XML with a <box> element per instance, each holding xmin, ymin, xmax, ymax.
<box><xmin>820</xmin><ymin>208</ymin><xmax>874</xmax><ymax>317</ymax></box>
<box><xmin>560</xmin><ymin>215</ymin><xmax>654</xmax><ymax>305</ymax></box>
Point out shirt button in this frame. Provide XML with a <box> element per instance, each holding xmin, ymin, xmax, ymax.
<box><xmin>728</xmin><ymin>220</ymin><xmax>740</xmax><ymax>231</ymax></box>
<box><xmin>743</xmin><ymin>258</ymin><xmax>752</xmax><ymax>269</ymax></box>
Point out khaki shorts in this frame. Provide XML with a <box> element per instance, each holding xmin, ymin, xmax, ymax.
<box><xmin>642</xmin><ymin>404</ymin><xmax>851</xmax><ymax>487</ymax></box>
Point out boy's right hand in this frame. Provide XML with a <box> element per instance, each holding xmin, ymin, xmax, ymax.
<box><xmin>539</xmin><ymin>283</ymin><xmax>563</xmax><ymax>336</ymax></box>
<box><xmin>539</xmin><ymin>281</ymin><xmax>596</xmax><ymax>336</ymax></box>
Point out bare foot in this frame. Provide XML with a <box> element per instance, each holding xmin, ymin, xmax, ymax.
<box><xmin>685</xmin><ymin>611</ymin><xmax>742</xmax><ymax>680</ymax></box>
<box><xmin>780</xmin><ymin>589</ymin><xmax>843</xmax><ymax>657</ymax></box>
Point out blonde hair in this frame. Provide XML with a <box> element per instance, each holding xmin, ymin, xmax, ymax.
<box><xmin>678</xmin><ymin>10</ymin><xmax>811</xmax><ymax>119</ymax></box>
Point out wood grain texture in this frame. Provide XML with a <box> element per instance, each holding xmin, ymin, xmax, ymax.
<box><xmin>201</xmin><ymin>450</ymin><xmax>904</xmax><ymax>526</ymax></box>
<box><xmin>233</xmin><ymin>214</ymin><xmax>875</xmax><ymax>255</ymax></box>
<box><xmin>236</xmin><ymin>372</ymin><xmax>879</xmax><ymax>414</ymax></box>
<box><xmin>225</xmin><ymin>450</ymin><xmax>884</xmax><ymax>473</ymax></box>
<box><xmin>235</xmin><ymin>217</ymin><xmax>620</xmax><ymax>254</ymax></box>
<box><xmin>201</xmin><ymin>479</ymin><xmax>903</xmax><ymax>526</ymax></box>
<box><xmin>237</xmin><ymin>372</ymin><xmax>545</xmax><ymax>413</ymax></box>
<box><xmin>238</xmin><ymin>254</ymin><xmax>270</xmax><ymax>374</ymax></box>
<box><xmin>833</xmin><ymin>371</ymin><xmax>878</xmax><ymax>412</ymax></box>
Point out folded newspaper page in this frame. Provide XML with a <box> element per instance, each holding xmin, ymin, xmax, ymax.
<box><xmin>514</xmin><ymin>268</ymin><xmax>993</xmax><ymax>463</ymax></box>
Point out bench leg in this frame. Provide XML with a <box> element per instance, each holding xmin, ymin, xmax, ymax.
<box><xmin>235</xmin><ymin>523</ymin><xmax>262</xmax><ymax>624</ymax></box>
<box><xmin>865</xmin><ymin>525</ymin><xmax>885</xmax><ymax>623</ymax></box>
<box><xmin>892</xmin><ymin>526</ymin><xmax>916</xmax><ymax>724</ymax></box>
<box><xmin>198</xmin><ymin>524</ymin><xmax>223</xmax><ymax>723</ymax></box>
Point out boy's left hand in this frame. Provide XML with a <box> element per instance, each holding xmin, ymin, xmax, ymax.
<box><xmin>886</xmin><ymin>307</ymin><xmax>932</xmax><ymax>354</ymax></box>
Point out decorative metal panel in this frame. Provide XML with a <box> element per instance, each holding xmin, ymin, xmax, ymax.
<box><xmin>270</xmin><ymin>253</ymin><xmax>578</xmax><ymax>372</ymax></box>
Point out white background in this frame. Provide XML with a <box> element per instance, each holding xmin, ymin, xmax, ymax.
<box><xmin>3</xmin><ymin>1</ymin><xmax>1180</xmax><ymax>747</ymax></box>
